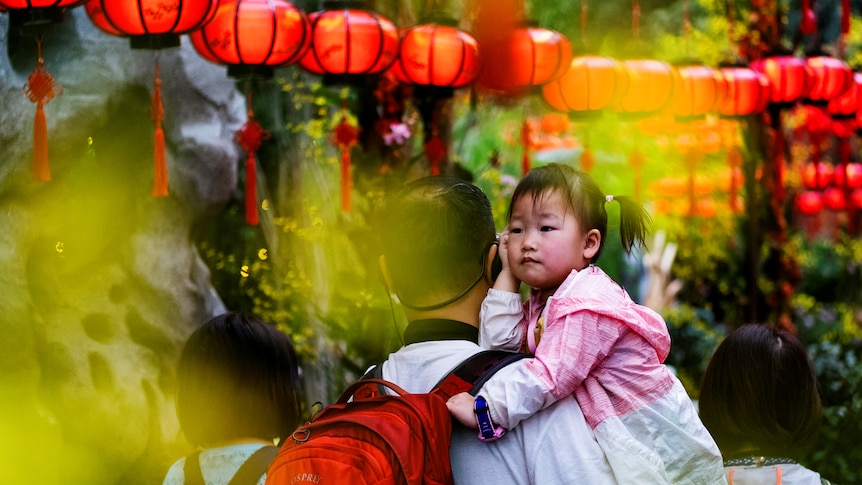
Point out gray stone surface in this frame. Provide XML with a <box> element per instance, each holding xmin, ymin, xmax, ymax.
<box><xmin>0</xmin><ymin>7</ymin><xmax>245</xmax><ymax>484</ymax></box>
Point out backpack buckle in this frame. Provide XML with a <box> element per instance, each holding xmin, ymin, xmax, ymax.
<box><xmin>474</xmin><ymin>395</ymin><xmax>505</xmax><ymax>442</ymax></box>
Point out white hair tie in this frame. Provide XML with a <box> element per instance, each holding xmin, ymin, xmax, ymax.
<box><xmin>605</xmin><ymin>195</ymin><xmax>614</xmax><ymax>203</ymax></box>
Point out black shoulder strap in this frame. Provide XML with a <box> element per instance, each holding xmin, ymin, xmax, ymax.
<box><xmin>183</xmin><ymin>451</ymin><xmax>205</xmax><ymax>485</ymax></box>
<box><xmin>227</xmin><ymin>445</ymin><xmax>279</xmax><ymax>485</ymax></box>
<box><xmin>432</xmin><ymin>350</ymin><xmax>528</xmax><ymax>400</ymax></box>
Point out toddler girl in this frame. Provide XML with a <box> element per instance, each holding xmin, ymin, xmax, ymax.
<box><xmin>447</xmin><ymin>163</ymin><xmax>724</xmax><ymax>484</ymax></box>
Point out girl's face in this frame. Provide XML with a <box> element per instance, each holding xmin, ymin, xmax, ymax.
<box><xmin>507</xmin><ymin>190</ymin><xmax>598</xmax><ymax>297</ymax></box>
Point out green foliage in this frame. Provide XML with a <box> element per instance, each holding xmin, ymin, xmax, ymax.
<box><xmin>663</xmin><ymin>305</ymin><xmax>725</xmax><ymax>398</ymax></box>
<box><xmin>793</xmin><ymin>296</ymin><xmax>862</xmax><ymax>484</ymax></box>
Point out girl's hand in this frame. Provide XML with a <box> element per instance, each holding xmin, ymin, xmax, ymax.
<box><xmin>497</xmin><ymin>230</ymin><xmax>511</xmax><ymax>271</ymax></box>
<box><xmin>493</xmin><ymin>229</ymin><xmax>520</xmax><ymax>293</ymax></box>
<box><xmin>446</xmin><ymin>392</ymin><xmax>479</xmax><ymax>429</ymax></box>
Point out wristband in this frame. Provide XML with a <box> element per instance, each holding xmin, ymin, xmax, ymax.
<box><xmin>474</xmin><ymin>395</ymin><xmax>505</xmax><ymax>442</ymax></box>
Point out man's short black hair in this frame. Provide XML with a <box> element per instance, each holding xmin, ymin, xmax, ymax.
<box><xmin>378</xmin><ymin>176</ymin><xmax>496</xmax><ymax>307</ymax></box>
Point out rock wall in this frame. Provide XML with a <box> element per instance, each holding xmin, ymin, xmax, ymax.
<box><xmin>0</xmin><ymin>8</ymin><xmax>245</xmax><ymax>484</ymax></box>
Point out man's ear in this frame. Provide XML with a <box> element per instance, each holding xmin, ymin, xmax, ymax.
<box><xmin>485</xmin><ymin>243</ymin><xmax>499</xmax><ymax>283</ymax></box>
<box><xmin>378</xmin><ymin>255</ymin><xmax>394</xmax><ymax>294</ymax></box>
<box><xmin>583</xmin><ymin>229</ymin><xmax>601</xmax><ymax>260</ymax></box>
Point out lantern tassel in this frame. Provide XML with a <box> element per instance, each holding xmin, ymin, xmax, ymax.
<box><xmin>340</xmin><ymin>148</ymin><xmax>352</xmax><ymax>212</ymax></box>
<box><xmin>842</xmin><ymin>0</ymin><xmax>851</xmax><ymax>34</ymax></box>
<box><xmin>33</xmin><ymin>103</ymin><xmax>50</xmax><ymax>181</ymax></box>
<box><xmin>521</xmin><ymin>119</ymin><xmax>532</xmax><ymax>176</ymax></box>
<box><xmin>628</xmin><ymin>148</ymin><xmax>645</xmax><ymax>202</ymax></box>
<box><xmin>24</xmin><ymin>39</ymin><xmax>57</xmax><ymax>182</ymax></box>
<box><xmin>424</xmin><ymin>135</ymin><xmax>446</xmax><ymax>176</ymax></box>
<box><xmin>580</xmin><ymin>146</ymin><xmax>595</xmax><ymax>173</ymax></box>
<box><xmin>151</xmin><ymin>61</ymin><xmax>168</xmax><ymax>197</ymax></box>
<box><xmin>245</xmin><ymin>152</ymin><xmax>259</xmax><ymax>225</ymax></box>
<box><xmin>727</xmin><ymin>146</ymin><xmax>743</xmax><ymax>213</ymax></box>
<box><xmin>333</xmin><ymin>109</ymin><xmax>360</xmax><ymax>211</ymax></box>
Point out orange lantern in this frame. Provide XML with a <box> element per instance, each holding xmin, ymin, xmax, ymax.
<box><xmin>616</xmin><ymin>59</ymin><xmax>675</xmax><ymax>115</ymax></box>
<box><xmin>823</xmin><ymin>187</ymin><xmax>846</xmax><ymax>210</ymax></box>
<box><xmin>541</xmin><ymin>56</ymin><xmax>626</xmax><ymax>114</ymax></box>
<box><xmin>666</xmin><ymin>65</ymin><xmax>726</xmax><ymax>118</ymax></box>
<box><xmin>298</xmin><ymin>2</ymin><xmax>398</xmax><ymax>79</ymax></box>
<box><xmin>805</xmin><ymin>56</ymin><xmax>853</xmax><ymax>105</ymax></box>
<box><xmin>477</xmin><ymin>23</ymin><xmax>572</xmax><ymax>93</ymax></box>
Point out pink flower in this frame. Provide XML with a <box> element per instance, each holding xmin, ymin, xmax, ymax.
<box><xmin>383</xmin><ymin>122</ymin><xmax>411</xmax><ymax>146</ymax></box>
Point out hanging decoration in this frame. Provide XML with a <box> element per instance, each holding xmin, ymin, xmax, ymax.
<box><xmin>476</xmin><ymin>21</ymin><xmax>572</xmax><ymax>95</ymax></box>
<box><xmin>189</xmin><ymin>0</ymin><xmax>310</xmax><ymax>79</ymax></box>
<box><xmin>86</xmin><ymin>0</ymin><xmax>218</xmax><ymax>196</ymax></box>
<box><xmin>3</xmin><ymin>0</ymin><xmax>82</xmax><ymax>182</ymax></box>
<box><xmin>298</xmin><ymin>0</ymin><xmax>398</xmax><ymax>83</ymax></box>
<box><xmin>391</xmin><ymin>20</ymin><xmax>480</xmax><ymax>175</ymax></box>
<box><xmin>234</xmin><ymin>95</ymin><xmax>270</xmax><ymax>225</ymax></box>
<box><xmin>23</xmin><ymin>39</ymin><xmax>60</xmax><ymax>182</ymax></box>
<box><xmin>333</xmin><ymin>106</ymin><xmax>360</xmax><ymax>211</ymax></box>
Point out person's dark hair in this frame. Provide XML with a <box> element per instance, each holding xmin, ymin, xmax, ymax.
<box><xmin>508</xmin><ymin>163</ymin><xmax>650</xmax><ymax>261</ymax></box>
<box><xmin>698</xmin><ymin>323</ymin><xmax>822</xmax><ymax>459</ymax></box>
<box><xmin>378</xmin><ymin>176</ymin><xmax>497</xmax><ymax>308</ymax></box>
<box><xmin>176</xmin><ymin>312</ymin><xmax>303</xmax><ymax>446</ymax></box>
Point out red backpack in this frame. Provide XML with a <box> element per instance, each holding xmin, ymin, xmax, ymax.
<box><xmin>265</xmin><ymin>350</ymin><xmax>526</xmax><ymax>485</ymax></box>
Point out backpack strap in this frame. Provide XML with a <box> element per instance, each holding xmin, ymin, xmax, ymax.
<box><xmin>182</xmin><ymin>451</ymin><xmax>205</xmax><ymax>485</ymax></box>
<box><xmin>227</xmin><ymin>445</ymin><xmax>279</xmax><ymax>485</ymax></box>
<box><xmin>431</xmin><ymin>350</ymin><xmax>528</xmax><ymax>400</ymax></box>
<box><xmin>182</xmin><ymin>445</ymin><xmax>278</xmax><ymax>485</ymax></box>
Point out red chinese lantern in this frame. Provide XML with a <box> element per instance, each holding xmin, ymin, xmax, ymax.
<box><xmin>796</xmin><ymin>191</ymin><xmax>823</xmax><ymax>215</ymax></box>
<box><xmin>616</xmin><ymin>59</ymin><xmax>675</xmax><ymax>115</ymax></box>
<box><xmin>805</xmin><ymin>56</ymin><xmax>853</xmax><ymax>104</ymax></box>
<box><xmin>834</xmin><ymin>163</ymin><xmax>862</xmax><ymax>188</ymax></box>
<box><xmin>394</xmin><ymin>22</ymin><xmax>481</xmax><ymax>89</ymax></box>
<box><xmin>823</xmin><ymin>187</ymin><xmax>846</xmax><ymax>210</ymax></box>
<box><xmin>189</xmin><ymin>0</ymin><xmax>310</xmax><ymax>78</ymax></box>
<box><xmin>802</xmin><ymin>162</ymin><xmax>834</xmax><ymax>190</ymax></box>
<box><xmin>750</xmin><ymin>56</ymin><xmax>812</xmax><ymax>107</ymax></box>
<box><xmin>86</xmin><ymin>0</ymin><xmax>216</xmax><ymax>49</ymax></box>
<box><xmin>665</xmin><ymin>65</ymin><xmax>725</xmax><ymax>118</ymax></box>
<box><xmin>476</xmin><ymin>23</ymin><xmax>572</xmax><ymax>93</ymax></box>
<box><xmin>1</xmin><ymin>0</ymin><xmax>85</xmax><ymax>26</ymax></box>
<box><xmin>717</xmin><ymin>66</ymin><xmax>771</xmax><ymax>117</ymax></box>
<box><xmin>828</xmin><ymin>72</ymin><xmax>862</xmax><ymax>119</ymax></box>
<box><xmin>298</xmin><ymin>2</ymin><xmax>398</xmax><ymax>79</ymax></box>
<box><xmin>541</xmin><ymin>56</ymin><xmax>625</xmax><ymax>114</ymax></box>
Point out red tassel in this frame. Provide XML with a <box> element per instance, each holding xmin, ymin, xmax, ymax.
<box><xmin>842</xmin><ymin>0</ymin><xmax>851</xmax><ymax>34</ymax></box>
<box><xmin>424</xmin><ymin>136</ymin><xmax>446</xmax><ymax>176</ymax></box>
<box><xmin>340</xmin><ymin>149</ymin><xmax>352</xmax><ymax>212</ymax></box>
<box><xmin>800</xmin><ymin>0</ymin><xmax>817</xmax><ymax>35</ymax></box>
<box><xmin>628</xmin><ymin>149</ymin><xmax>646</xmax><ymax>202</ymax></box>
<box><xmin>580</xmin><ymin>146</ymin><xmax>595</xmax><ymax>173</ymax></box>
<box><xmin>236</xmin><ymin>102</ymin><xmax>270</xmax><ymax>225</ymax></box>
<box><xmin>333</xmin><ymin>113</ymin><xmax>360</xmax><ymax>211</ymax></box>
<box><xmin>24</xmin><ymin>41</ymin><xmax>57</xmax><ymax>182</ymax></box>
<box><xmin>151</xmin><ymin>62</ymin><xmax>168</xmax><ymax>197</ymax></box>
<box><xmin>33</xmin><ymin>104</ymin><xmax>50</xmax><ymax>181</ymax></box>
<box><xmin>245</xmin><ymin>152</ymin><xmax>259</xmax><ymax>225</ymax></box>
<box><xmin>521</xmin><ymin>119</ymin><xmax>532</xmax><ymax>176</ymax></box>
<box><xmin>726</xmin><ymin>147</ymin><xmax>743</xmax><ymax>213</ymax></box>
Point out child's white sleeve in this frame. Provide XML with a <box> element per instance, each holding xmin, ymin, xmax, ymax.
<box><xmin>475</xmin><ymin>361</ymin><xmax>556</xmax><ymax>429</ymax></box>
<box><xmin>479</xmin><ymin>288</ymin><xmax>524</xmax><ymax>351</ymax></box>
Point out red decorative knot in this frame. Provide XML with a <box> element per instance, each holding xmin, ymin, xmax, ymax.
<box><xmin>236</xmin><ymin>114</ymin><xmax>271</xmax><ymax>153</ymax></box>
<box><xmin>24</xmin><ymin>58</ymin><xmax>57</xmax><ymax>106</ymax></box>
<box><xmin>334</xmin><ymin>116</ymin><xmax>359</xmax><ymax>148</ymax></box>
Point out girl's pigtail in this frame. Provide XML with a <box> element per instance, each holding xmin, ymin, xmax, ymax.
<box><xmin>608</xmin><ymin>195</ymin><xmax>651</xmax><ymax>254</ymax></box>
